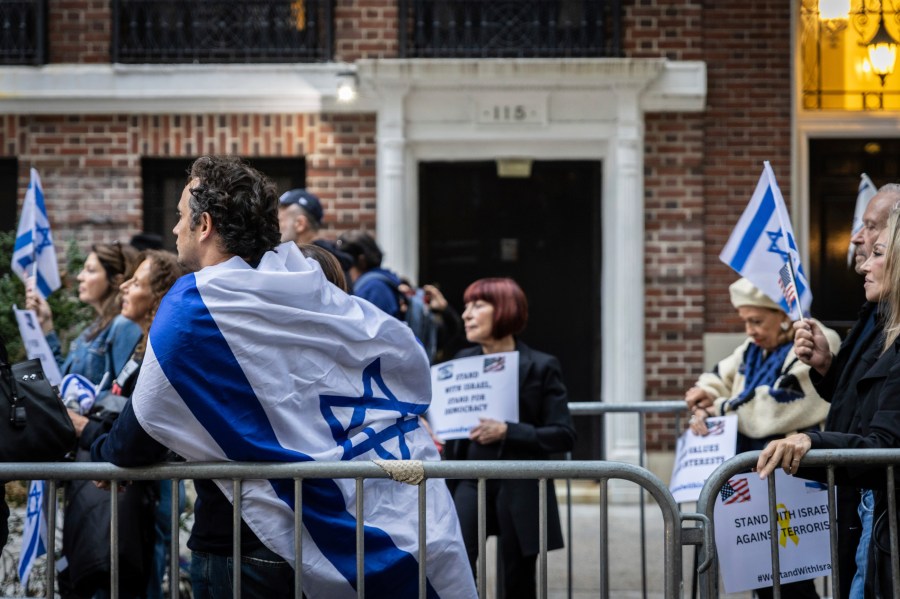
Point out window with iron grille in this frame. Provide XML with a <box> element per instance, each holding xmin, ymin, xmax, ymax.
<box><xmin>112</xmin><ymin>0</ymin><xmax>333</xmax><ymax>64</ymax></box>
<box><xmin>0</xmin><ymin>0</ymin><xmax>45</xmax><ymax>66</ymax></box>
<box><xmin>398</xmin><ymin>0</ymin><xmax>622</xmax><ymax>59</ymax></box>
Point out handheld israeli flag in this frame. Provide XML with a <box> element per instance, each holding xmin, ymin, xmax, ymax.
<box><xmin>12</xmin><ymin>168</ymin><xmax>60</xmax><ymax>300</ymax></box>
<box><xmin>719</xmin><ymin>162</ymin><xmax>810</xmax><ymax>320</ymax></box>
<box><xmin>848</xmin><ymin>173</ymin><xmax>878</xmax><ymax>267</ymax></box>
<box><xmin>18</xmin><ymin>480</ymin><xmax>47</xmax><ymax>589</ymax></box>
<box><xmin>131</xmin><ymin>242</ymin><xmax>475</xmax><ymax>599</ymax></box>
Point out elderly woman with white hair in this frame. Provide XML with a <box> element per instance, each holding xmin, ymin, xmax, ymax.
<box><xmin>684</xmin><ymin>279</ymin><xmax>840</xmax><ymax>598</ymax></box>
<box><xmin>686</xmin><ymin>278</ymin><xmax>841</xmax><ymax>452</ymax></box>
<box><xmin>685</xmin><ymin>278</ymin><xmax>840</xmax><ymax>598</ymax></box>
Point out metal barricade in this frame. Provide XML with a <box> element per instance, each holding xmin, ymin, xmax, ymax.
<box><xmin>0</xmin><ymin>459</ymin><xmax>687</xmax><ymax>599</ymax></box>
<box><xmin>567</xmin><ymin>401</ymin><xmax>686</xmax><ymax>599</ymax></box>
<box><xmin>694</xmin><ymin>449</ymin><xmax>900</xmax><ymax>599</ymax></box>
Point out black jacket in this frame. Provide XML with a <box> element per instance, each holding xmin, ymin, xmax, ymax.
<box><xmin>807</xmin><ymin>302</ymin><xmax>882</xmax><ymax>598</ymax></box>
<box><xmin>807</xmin><ymin>337</ymin><xmax>900</xmax><ymax>598</ymax></box>
<box><xmin>443</xmin><ymin>341</ymin><xmax>576</xmax><ymax>555</ymax></box>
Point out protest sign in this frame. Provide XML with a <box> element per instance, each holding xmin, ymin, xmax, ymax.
<box><xmin>714</xmin><ymin>470</ymin><xmax>831</xmax><ymax>593</ymax></box>
<box><xmin>13</xmin><ymin>305</ymin><xmax>61</xmax><ymax>386</ymax></box>
<box><xmin>669</xmin><ymin>415</ymin><xmax>737</xmax><ymax>503</ymax></box>
<box><xmin>428</xmin><ymin>352</ymin><xmax>519</xmax><ymax>441</ymax></box>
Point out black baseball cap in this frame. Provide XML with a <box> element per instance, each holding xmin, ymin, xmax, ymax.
<box><xmin>279</xmin><ymin>189</ymin><xmax>323</xmax><ymax>224</ymax></box>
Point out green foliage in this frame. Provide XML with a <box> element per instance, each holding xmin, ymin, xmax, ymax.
<box><xmin>0</xmin><ymin>231</ymin><xmax>93</xmax><ymax>362</ymax></box>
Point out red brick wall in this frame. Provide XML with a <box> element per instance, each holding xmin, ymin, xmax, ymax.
<box><xmin>700</xmin><ymin>1</ymin><xmax>793</xmax><ymax>334</ymax></box>
<box><xmin>47</xmin><ymin>0</ymin><xmax>110</xmax><ymax>64</ymax></box>
<box><xmin>627</xmin><ymin>0</ymin><xmax>793</xmax><ymax>449</ymax></box>
<box><xmin>334</xmin><ymin>0</ymin><xmax>400</xmax><ymax>61</ymax></box>
<box><xmin>2</xmin><ymin>113</ymin><xmax>377</xmax><ymax>247</ymax></box>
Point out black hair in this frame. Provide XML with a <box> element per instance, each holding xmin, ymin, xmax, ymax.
<box><xmin>336</xmin><ymin>230</ymin><xmax>383</xmax><ymax>272</ymax></box>
<box><xmin>187</xmin><ymin>156</ymin><xmax>281</xmax><ymax>264</ymax></box>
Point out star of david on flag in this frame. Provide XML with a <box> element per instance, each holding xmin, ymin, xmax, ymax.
<box><xmin>12</xmin><ymin>169</ymin><xmax>60</xmax><ymax>299</ymax></box>
<box><xmin>18</xmin><ymin>480</ymin><xmax>47</xmax><ymax>589</ymax></box>
<box><xmin>719</xmin><ymin>162</ymin><xmax>811</xmax><ymax>320</ymax></box>
<box><xmin>131</xmin><ymin>242</ymin><xmax>475</xmax><ymax>598</ymax></box>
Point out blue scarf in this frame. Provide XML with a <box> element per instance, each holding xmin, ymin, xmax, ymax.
<box><xmin>727</xmin><ymin>341</ymin><xmax>793</xmax><ymax>410</ymax></box>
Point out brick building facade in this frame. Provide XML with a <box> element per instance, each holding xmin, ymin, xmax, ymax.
<box><xmin>2</xmin><ymin>1</ymin><xmax>863</xmax><ymax>463</ymax></box>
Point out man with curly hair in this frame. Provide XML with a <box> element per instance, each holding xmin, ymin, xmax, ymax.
<box><xmin>92</xmin><ymin>156</ymin><xmax>474</xmax><ymax>599</ymax></box>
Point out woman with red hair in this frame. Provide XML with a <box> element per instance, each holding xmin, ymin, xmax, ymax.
<box><xmin>443</xmin><ymin>277</ymin><xmax>575</xmax><ymax>599</ymax></box>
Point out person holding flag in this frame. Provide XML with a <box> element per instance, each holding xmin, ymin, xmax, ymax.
<box><xmin>91</xmin><ymin>156</ymin><xmax>475</xmax><ymax>599</ymax></box>
<box><xmin>759</xmin><ymin>206</ymin><xmax>900</xmax><ymax>597</ymax></box>
<box><xmin>688</xmin><ymin>162</ymin><xmax>842</xmax><ymax>598</ymax></box>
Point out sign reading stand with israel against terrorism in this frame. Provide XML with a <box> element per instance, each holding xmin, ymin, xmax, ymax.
<box><xmin>719</xmin><ymin>162</ymin><xmax>810</xmax><ymax>321</ymax></box>
<box><xmin>131</xmin><ymin>242</ymin><xmax>476</xmax><ymax>599</ymax></box>
<box><xmin>714</xmin><ymin>471</ymin><xmax>831</xmax><ymax>593</ymax></box>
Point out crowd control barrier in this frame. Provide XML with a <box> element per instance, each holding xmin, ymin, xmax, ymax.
<box><xmin>566</xmin><ymin>401</ymin><xmax>686</xmax><ymax>599</ymax></box>
<box><xmin>695</xmin><ymin>449</ymin><xmax>900</xmax><ymax>599</ymax></box>
<box><xmin>0</xmin><ymin>459</ymin><xmax>690</xmax><ymax>599</ymax></box>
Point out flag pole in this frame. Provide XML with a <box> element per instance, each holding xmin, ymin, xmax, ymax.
<box><xmin>765</xmin><ymin>161</ymin><xmax>804</xmax><ymax>323</ymax></box>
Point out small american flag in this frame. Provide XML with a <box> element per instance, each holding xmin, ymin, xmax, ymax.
<box><xmin>706</xmin><ymin>419</ymin><xmax>725</xmax><ymax>436</ymax></box>
<box><xmin>720</xmin><ymin>477</ymin><xmax>751</xmax><ymax>505</ymax></box>
<box><xmin>483</xmin><ymin>356</ymin><xmax>506</xmax><ymax>373</ymax></box>
<box><xmin>777</xmin><ymin>262</ymin><xmax>797</xmax><ymax>309</ymax></box>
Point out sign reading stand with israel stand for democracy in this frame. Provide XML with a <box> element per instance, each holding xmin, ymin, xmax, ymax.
<box><xmin>719</xmin><ymin>161</ymin><xmax>810</xmax><ymax>321</ymax></box>
<box><xmin>428</xmin><ymin>352</ymin><xmax>520</xmax><ymax>441</ymax></box>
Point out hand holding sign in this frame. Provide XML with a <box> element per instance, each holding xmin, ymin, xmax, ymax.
<box><xmin>428</xmin><ymin>352</ymin><xmax>520</xmax><ymax>441</ymax></box>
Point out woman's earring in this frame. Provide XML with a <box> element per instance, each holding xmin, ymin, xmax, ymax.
<box><xmin>780</xmin><ymin>321</ymin><xmax>790</xmax><ymax>331</ymax></box>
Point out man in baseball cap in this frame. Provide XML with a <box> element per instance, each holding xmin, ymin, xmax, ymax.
<box><xmin>278</xmin><ymin>188</ymin><xmax>353</xmax><ymax>271</ymax></box>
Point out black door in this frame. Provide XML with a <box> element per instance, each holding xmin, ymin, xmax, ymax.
<box><xmin>142</xmin><ymin>157</ymin><xmax>306</xmax><ymax>252</ymax></box>
<box><xmin>808</xmin><ymin>139</ymin><xmax>900</xmax><ymax>334</ymax></box>
<box><xmin>419</xmin><ymin>160</ymin><xmax>602</xmax><ymax>459</ymax></box>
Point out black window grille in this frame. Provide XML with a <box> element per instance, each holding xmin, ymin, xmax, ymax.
<box><xmin>0</xmin><ymin>0</ymin><xmax>45</xmax><ymax>65</ymax></box>
<box><xmin>398</xmin><ymin>0</ymin><xmax>622</xmax><ymax>58</ymax></box>
<box><xmin>111</xmin><ymin>0</ymin><xmax>333</xmax><ymax>63</ymax></box>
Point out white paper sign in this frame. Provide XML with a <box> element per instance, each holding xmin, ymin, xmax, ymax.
<box><xmin>13</xmin><ymin>305</ymin><xmax>62</xmax><ymax>386</ymax></box>
<box><xmin>669</xmin><ymin>415</ymin><xmax>738</xmax><ymax>503</ymax></box>
<box><xmin>428</xmin><ymin>352</ymin><xmax>519</xmax><ymax>441</ymax></box>
<box><xmin>714</xmin><ymin>470</ymin><xmax>832</xmax><ymax>593</ymax></box>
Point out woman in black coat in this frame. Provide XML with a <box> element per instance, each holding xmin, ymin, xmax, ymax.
<box><xmin>443</xmin><ymin>277</ymin><xmax>575</xmax><ymax>599</ymax></box>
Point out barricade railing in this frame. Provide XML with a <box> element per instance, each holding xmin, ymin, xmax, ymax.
<box><xmin>694</xmin><ymin>449</ymin><xmax>900</xmax><ymax>599</ymax></box>
<box><xmin>0</xmin><ymin>459</ymin><xmax>686</xmax><ymax>599</ymax></box>
<box><xmin>566</xmin><ymin>400</ymin><xmax>686</xmax><ymax>599</ymax></box>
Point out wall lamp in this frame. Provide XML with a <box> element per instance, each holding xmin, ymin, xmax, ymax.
<box><xmin>336</xmin><ymin>71</ymin><xmax>359</xmax><ymax>103</ymax></box>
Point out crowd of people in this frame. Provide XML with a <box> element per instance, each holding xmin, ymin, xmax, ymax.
<box><xmin>687</xmin><ymin>183</ymin><xmax>900</xmax><ymax>598</ymax></box>
<box><xmin>1</xmin><ymin>156</ymin><xmax>574</xmax><ymax>599</ymax></box>
<box><xmin>6</xmin><ymin>155</ymin><xmax>900</xmax><ymax>598</ymax></box>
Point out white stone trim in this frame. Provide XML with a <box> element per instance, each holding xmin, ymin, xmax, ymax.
<box><xmin>360</xmin><ymin>58</ymin><xmax>706</xmax><ymax>477</ymax></box>
<box><xmin>0</xmin><ymin>63</ymin><xmax>367</xmax><ymax>114</ymax></box>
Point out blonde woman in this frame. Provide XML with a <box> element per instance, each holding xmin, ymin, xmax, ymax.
<box><xmin>759</xmin><ymin>211</ymin><xmax>900</xmax><ymax>597</ymax></box>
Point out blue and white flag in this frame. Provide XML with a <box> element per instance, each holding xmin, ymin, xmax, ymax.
<box><xmin>12</xmin><ymin>168</ymin><xmax>60</xmax><ymax>299</ymax></box>
<box><xmin>132</xmin><ymin>242</ymin><xmax>475</xmax><ymax>599</ymax></box>
<box><xmin>848</xmin><ymin>173</ymin><xmax>877</xmax><ymax>267</ymax></box>
<box><xmin>719</xmin><ymin>162</ymin><xmax>811</xmax><ymax>320</ymax></box>
<box><xmin>18</xmin><ymin>480</ymin><xmax>47</xmax><ymax>589</ymax></box>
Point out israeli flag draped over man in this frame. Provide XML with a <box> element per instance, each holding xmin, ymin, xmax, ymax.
<box><xmin>131</xmin><ymin>241</ymin><xmax>475</xmax><ymax>599</ymax></box>
<box><xmin>12</xmin><ymin>168</ymin><xmax>60</xmax><ymax>299</ymax></box>
<box><xmin>719</xmin><ymin>161</ymin><xmax>811</xmax><ymax>320</ymax></box>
